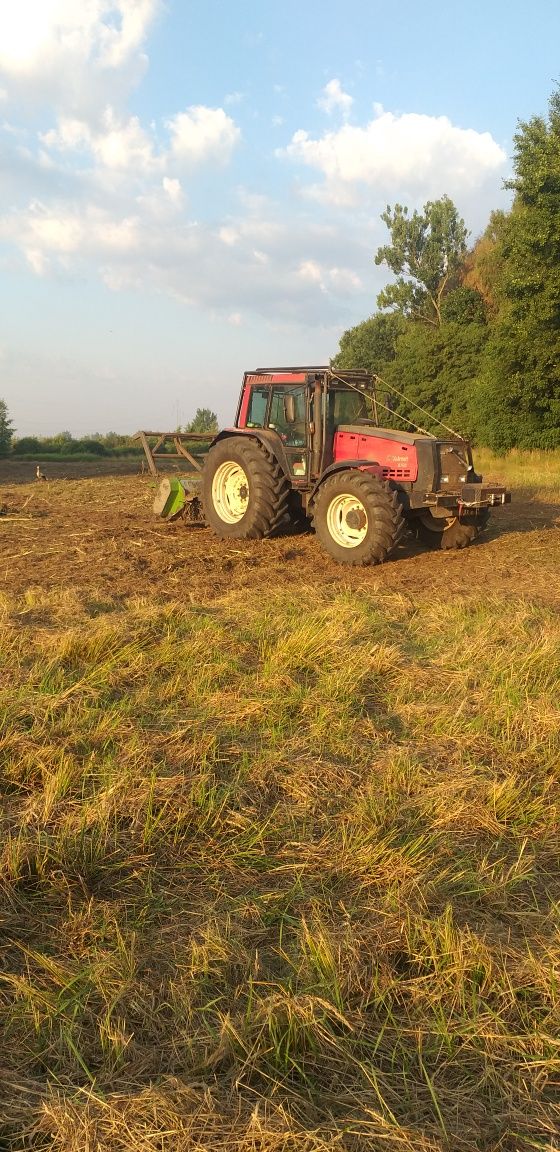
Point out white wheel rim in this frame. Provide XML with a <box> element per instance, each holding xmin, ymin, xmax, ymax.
<box><xmin>326</xmin><ymin>493</ymin><xmax>368</xmax><ymax>548</ymax></box>
<box><xmin>211</xmin><ymin>461</ymin><xmax>249</xmax><ymax>524</ymax></box>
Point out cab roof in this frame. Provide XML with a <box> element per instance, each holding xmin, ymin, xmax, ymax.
<box><xmin>245</xmin><ymin>367</ymin><xmax>373</xmax><ymax>387</ymax></box>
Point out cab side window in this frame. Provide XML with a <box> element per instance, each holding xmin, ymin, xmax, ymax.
<box><xmin>246</xmin><ymin>384</ymin><xmax>307</xmax><ymax>449</ymax></box>
<box><xmin>246</xmin><ymin>387</ymin><xmax>268</xmax><ymax>427</ymax></box>
<box><xmin>329</xmin><ymin>389</ymin><xmax>368</xmax><ymax>426</ymax></box>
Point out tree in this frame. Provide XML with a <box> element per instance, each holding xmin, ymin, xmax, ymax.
<box><xmin>12</xmin><ymin>436</ymin><xmax>41</xmax><ymax>456</ymax></box>
<box><xmin>332</xmin><ymin>288</ymin><xmax>487</xmax><ymax>438</ymax></box>
<box><xmin>440</xmin><ymin>285</ymin><xmax>487</xmax><ymax>326</ymax></box>
<box><xmin>51</xmin><ymin>431</ymin><xmax>73</xmax><ymax>447</ymax></box>
<box><xmin>375</xmin><ymin>195</ymin><xmax>469</xmax><ymax>327</ymax></box>
<box><xmin>462</xmin><ymin>211</ymin><xmax>508</xmax><ymax>319</ymax></box>
<box><xmin>332</xmin><ymin>312</ymin><xmax>406</xmax><ymax>375</ymax></box>
<box><xmin>185</xmin><ymin>408</ymin><xmax>219</xmax><ymax>434</ymax></box>
<box><xmin>0</xmin><ymin>399</ymin><xmax>14</xmax><ymax>457</ymax></box>
<box><xmin>475</xmin><ymin>91</ymin><xmax>560</xmax><ymax>449</ymax></box>
<box><xmin>382</xmin><ymin>291</ymin><xmax>489</xmax><ymax>439</ymax></box>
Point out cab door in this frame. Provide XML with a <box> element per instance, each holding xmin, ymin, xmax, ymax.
<box><xmin>267</xmin><ymin>385</ymin><xmax>310</xmax><ymax>480</ymax></box>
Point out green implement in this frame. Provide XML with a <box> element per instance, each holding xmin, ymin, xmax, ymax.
<box><xmin>153</xmin><ymin>475</ymin><xmax>203</xmax><ymax>521</ymax></box>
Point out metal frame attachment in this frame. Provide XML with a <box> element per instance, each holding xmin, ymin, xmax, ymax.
<box><xmin>133</xmin><ymin>431</ymin><xmax>215</xmax><ymax>477</ymax></box>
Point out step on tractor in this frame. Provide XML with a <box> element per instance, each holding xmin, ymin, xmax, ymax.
<box><xmin>139</xmin><ymin>367</ymin><xmax>510</xmax><ymax>566</ymax></box>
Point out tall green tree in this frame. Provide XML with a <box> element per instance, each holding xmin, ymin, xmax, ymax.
<box><xmin>375</xmin><ymin>195</ymin><xmax>469</xmax><ymax>327</ymax></box>
<box><xmin>0</xmin><ymin>399</ymin><xmax>14</xmax><ymax>457</ymax></box>
<box><xmin>332</xmin><ymin>288</ymin><xmax>488</xmax><ymax>437</ymax></box>
<box><xmin>381</xmin><ymin>288</ymin><xmax>489</xmax><ymax>437</ymax></box>
<box><xmin>476</xmin><ymin>91</ymin><xmax>560</xmax><ymax>449</ymax></box>
<box><xmin>185</xmin><ymin>408</ymin><xmax>219</xmax><ymax>434</ymax></box>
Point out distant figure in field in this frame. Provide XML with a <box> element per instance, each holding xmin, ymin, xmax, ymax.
<box><xmin>36</xmin><ymin>465</ymin><xmax>47</xmax><ymax>482</ymax></box>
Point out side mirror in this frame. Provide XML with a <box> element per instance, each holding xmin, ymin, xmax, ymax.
<box><xmin>284</xmin><ymin>395</ymin><xmax>296</xmax><ymax>424</ymax></box>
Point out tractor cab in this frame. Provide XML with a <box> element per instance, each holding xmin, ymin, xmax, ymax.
<box><xmin>235</xmin><ymin>367</ymin><xmax>374</xmax><ymax>481</ymax></box>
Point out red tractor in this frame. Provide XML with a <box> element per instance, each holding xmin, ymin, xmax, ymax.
<box><xmin>147</xmin><ymin>366</ymin><xmax>510</xmax><ymax>566</ymax></box>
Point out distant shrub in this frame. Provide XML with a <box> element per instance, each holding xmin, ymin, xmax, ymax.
<box><xmin>69</xmin><ymin>439</ymin><xmax>107</xmax><ymax>456</ymax></box>
<box><xmin>11</xmin><ymin>433</ymin><xmax>143</xmax><ymax>460</ymax></box>
<box><xmin>12</xmin><ymin>437</ymin><xmax>42</xmax><ymax>455</ymax></box>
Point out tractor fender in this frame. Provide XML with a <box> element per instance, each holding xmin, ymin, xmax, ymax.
<box><xmin>206</xmin><ymin>428</ymin><xmax>292</xmax><ymax>478</ymax></box>
<box><xmin>308</xmin><ymin>460</ymin><xmax>384</xmax><ymax>508</ymax></box>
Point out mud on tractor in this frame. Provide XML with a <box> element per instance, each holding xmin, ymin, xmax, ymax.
<box><xmin>138</xmin><ymin>367</ymin><xmax>510</xmax><ymax>566</ymax></box>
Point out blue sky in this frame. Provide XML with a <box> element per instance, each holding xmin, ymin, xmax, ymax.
<box><xmin>0</xmin><ymin>0</ymin><xmax>558</xmax><ymax>436</ymax></box>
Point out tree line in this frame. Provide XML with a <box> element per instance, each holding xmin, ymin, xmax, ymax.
<box><xmin>333</xmin><ymin>90</ymin><xmax>560</xmax><ymax>450</ymax></box>
<box><xmin>0</xmin><ymin>407</ymin><xmax>218</xmax><ymax>459</ymax></box>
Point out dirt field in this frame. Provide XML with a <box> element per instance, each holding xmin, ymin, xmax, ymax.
<box><xmin>1</xmin><ymin>458</ymin><xmax>559</xmax><ymax>608</ymax></box>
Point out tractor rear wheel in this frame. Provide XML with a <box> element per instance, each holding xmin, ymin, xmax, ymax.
<box><xmin>203</xmin><ymin>437</ymin><xmax>290</xmax><ymax>539</ymax></box>
<box><xmin>414</xmin><ymin>510</ymin><xmax>490</xmax><ymax>550</ymax></box>
<box><xmin>313</xmin><ymin>471</ymin><xmax>404</xmax><ymax>566</ymax></box>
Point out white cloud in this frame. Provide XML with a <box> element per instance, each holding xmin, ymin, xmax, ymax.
<box><xmin>0</xmin><ymin>0</ymin><xmax>161</xmax><ymax>117</ymax></box>
<box><xmin>317</xmin><ymin>79</ymin><xmax>353</xmax><ymax>118</ymax></box>
<box><xmin>298</xmin><ymin>258</ymin><xmax>362</xmax><ymax>294</ymax></box>
<box><xmin>39</xmin><ymin>101</ymin><xmax>241</xmax><ymax>186</ymax></box>
<box><xmin>0</xmin><ymin>187</ymin><xmax>373</xmax><ymax>326</ymax></box>
<box><xmin>162</xmin><ymin>177</ymin><xmax>183</xmax><ymax>207</ymax></box>
<box><xmin>298</xmin><ymin>259</ymin><xmax>322</xmax><ymax>284</ymax></box>
<box><xmin>0</xmin><ymin>201</ymin><xmax>141</xmax><ymax>273</ymax></box>
<box><xmin>0</xmin><ymin>0</ymin><xmax>159</xmax><ymax>75</ymax></box>
<box><xmin>43</xmin><ymin>108</ymin><xmax>159</xmax><ymax>172</ymax></box>
<box><xmin>97</xmin><ymin>0</ymin><xmax>161</xmax><ymax>69</ymax></box>
<box><xmin>281</xmin><ymin>104</ymin><xmax>507</xmax><ymax>207</ymax></box>
<box><xmin>0</xmin><ymin>1</ymin><xmax>72</xmax><ymax>75</ymax></box>
<box><xmin>168</xmin><ymin>106</ymin><xmax>241</xmax><ymax>166</ymax></box>
<box><xmin>85</xmin><ymin>110</ymin><xmax>157</xmax><ymax>170</ymax></box>
<box><xmin>136</xmin><ymin>177</ymin><xmax>185</xmax><ymax>219</ymax></box>
<box><xmin>42</xmin><ymin>117</ymin><xmax>90</xmax><ymax>151</ymax></box>
<box><xmin>218</xmin><ymin>226</ymin><xmax>240</xmax><ymax>246</ymax></box>
<box><xmin>328</xmin><ymin>266</ymin><xmax>362</xmax><ymax>290</ymax></box>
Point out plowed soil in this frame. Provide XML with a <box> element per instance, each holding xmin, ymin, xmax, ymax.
<box><xmin>1</xmin><ymin>458</ymin><xmax>559</xmax><ymax>607</ymax></box>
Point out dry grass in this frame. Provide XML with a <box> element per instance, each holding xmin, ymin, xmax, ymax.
<box><xmin>476</xmin><ymin>447</ymin><xmax>560</xmax><ymax>501</ymax></box>
<box><xmin>1</xmin><ymin>453</ymin><xmax>559</xmax><ymax>1151</ymax></box>
<box><xmin>1</xmin><ymin>584</ymin><xmax>560</xmax><ymax>1151</ymax></box>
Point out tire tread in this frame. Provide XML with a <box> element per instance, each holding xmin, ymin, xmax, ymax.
<box><xmin>203</xmin><ymin>437</ymin><xmax>291</xmax><ymax>539</ymax></box>
<box><xmin>312</xmin><ymin>471</ymin><xmax>404</xmax><ymax>566</ymax></box>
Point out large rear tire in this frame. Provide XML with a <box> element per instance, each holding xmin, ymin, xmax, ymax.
<box><xmin>413</xmin><ymin>510</ymin><xmax>490</xmax><ymax>550</ymax></box>
<box><xmin>202</xmin><ymin>437</ymin><xmax>290</xmax><ymax>539</ymax></box>
<box><xmin>312</xmin><ymin>471</ymin><xmax>404</xmax><ymax>566</ymax></box>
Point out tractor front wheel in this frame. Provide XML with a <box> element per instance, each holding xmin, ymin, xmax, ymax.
<box><xmin>413</xmin><ymin>510</ymin><xmax>490</xmax><ymax>550</ymax></box>
<box><xmin>203</xmin><ymin>437</ymin><xmax>290</xmax><ymax>539</ymax></box>
<box><xmin>313</xmin><ymin>471</ymin><xmax>404</xmax><ymax>566</ymax></box>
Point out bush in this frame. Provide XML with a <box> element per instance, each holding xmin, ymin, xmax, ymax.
<box><xmin>69</xmin><ymin>439</ymin><xmax>107</xmax><ymax>456</ymax></box>
<box><xmin>12</xmin><ymin>437</ymin><xmax>42</xmax><ymax>456</ymax></box>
